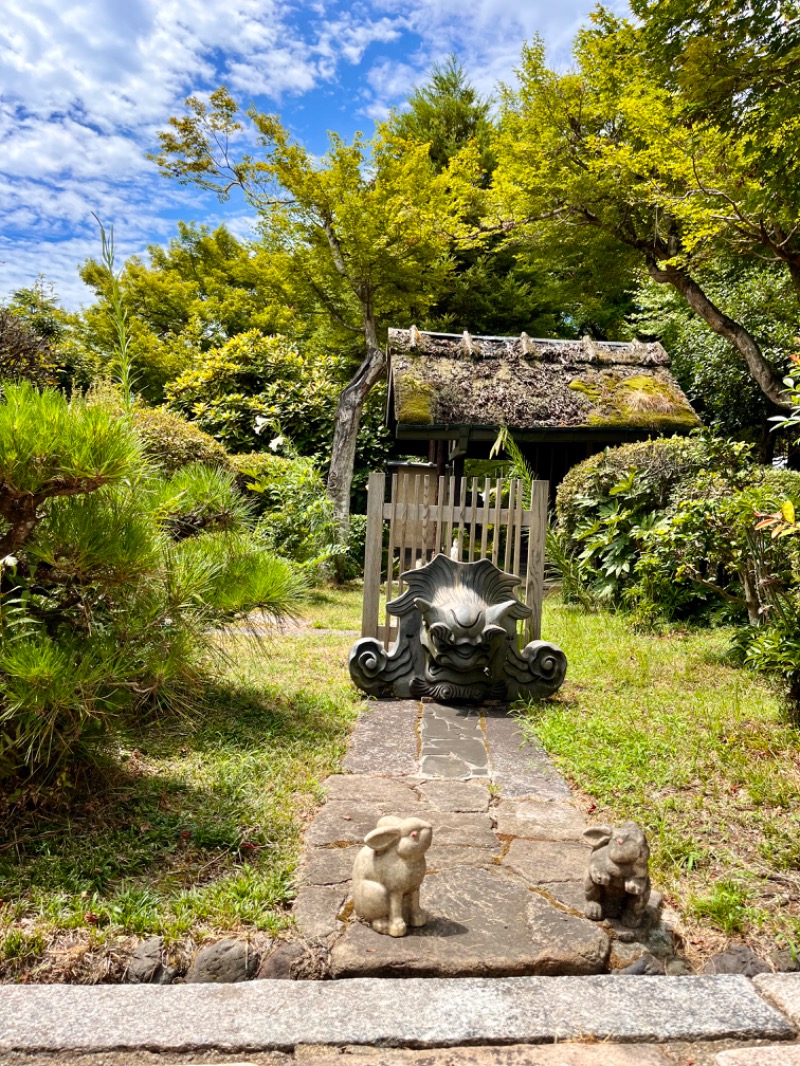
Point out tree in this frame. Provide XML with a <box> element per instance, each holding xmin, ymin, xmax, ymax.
<box><xmin>152</xmin><ymin>89</ymin><xmax>474</xmax><ymax>532</ymax></box>
<box><xmin>388</xmin><ymin>55</ymin><xmax>497</xmax><ymax>177</ymax></box>
<box><xmin>493</xmin><ymin>12</ymin><xmax>800</xmax><ymax>411</ymax></box>
<box><xmin>78</xmin><ymin>224</ymin><xmax>288</xmax><ymax>404</ymax></box>
<box><xmin>0</xmin><ymin>382</ymin><xmax>304</xmax><ymax>779</ymax></box>
<box><xmin>390</xmin><ymin>55</ymin><xmax>639</xmax><ymax>339</ymax></box>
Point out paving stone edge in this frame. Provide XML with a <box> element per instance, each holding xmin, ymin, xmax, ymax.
<box><xmin>0</xmin><ymin>975</ymin><xmax>795</xmax><ymax>1053</ymax></box>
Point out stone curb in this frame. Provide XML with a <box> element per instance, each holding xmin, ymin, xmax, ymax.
<box><xmin>0</xmin><ymin>975</ymin><xmax>793</xmax><ymax>1053</ymax></box>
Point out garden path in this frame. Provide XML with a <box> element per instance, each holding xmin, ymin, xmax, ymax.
<box><xmin>290</xmin><ymin>698</ymin><xmax>679</xmax><ymax>978</ymax></box>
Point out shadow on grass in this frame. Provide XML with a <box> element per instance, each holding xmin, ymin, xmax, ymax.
<box><xmin>0</xmin><ymin>674</ymin><xmax>354</xmax><ymax>937</ymax></box>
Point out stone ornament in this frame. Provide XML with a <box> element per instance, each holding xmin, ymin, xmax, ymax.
<box><xmin>352</xmin><ymin>816</ymin><xmax>433</xmax><ymax>937</ymax></box>
<box><xmin>583</xmin><ymin>821</ymin><xmax>651</xmax><ymax>928</ymax></box>
<box><xmin>349</xmin><ymin>554</ymin><xmax>567</xmax><ymax>702</ymax></box>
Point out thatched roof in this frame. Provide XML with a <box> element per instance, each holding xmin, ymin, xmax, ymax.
<box><xmin>387</xmin><ymin>328</ymin><xmax>700</xmax><ymax>439</ymax></box>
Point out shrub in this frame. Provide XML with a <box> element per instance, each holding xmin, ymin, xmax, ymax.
<box><xmin>152</xmin><ymin>464</ymin><xmax>253</xmax><ymax>540</ymax></box>
<box><xmin>556</xmin><ymin>435</ymin><xmax>711</xmax><ymax>538</ymax></box>
<box><xmin>0</xmin><ymin>385</ymin><xmax>305</xmax><ymax>783</ymax></box>
<box><xmin>166</xmin><ymin>332</ymin><xmax>340</xmax><ymax>455</ymax></box>
<box><xmin>132</xmin><ymin>406</ymin><xmax>232</xmax><ymax>475</ymax></box>
<box><xmin>0</xmin><ymin>310</ymin><xmax>60</xmax><ymax>389</ymax></box>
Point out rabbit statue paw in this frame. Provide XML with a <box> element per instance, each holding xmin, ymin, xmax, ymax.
<box><xmin>352</xmin><ymin>816</ymin><xmax>433</xmax><ymax>937</ymax></box>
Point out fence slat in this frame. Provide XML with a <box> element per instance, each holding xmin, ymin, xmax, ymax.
<box><xmin>504</xmin><ymin>478</ymin><xmax>516</xmax><ymax>573</ymax></box>
<box><xmin>361</xmin><ymin>472</ymin><xmax>385</xmax><ymax>638</ymax></box>
<box><xmin>443</xmin><ymin>475</ymin><xmax>454</xmax><ymax>555</ymax></box>
<box><xmin>480</xmin><ymin>477</ymin><xmax>491</xmax><ymax>558</ymax></box>
<box><xmin>491</xmin><ymin>476</ymin><xmax>503</xmax><ymax>565</ymax></box>
<box><xmin>468</xmin><ymin>477</ymin><xmax>479</xmax><ymax>561</ymax></box>
<box><xmin>512</xmin><ymin>478</ymin><xmax>524</xmax><ymax>585</ymax></box>
<box><xmin>437</xmin><ymin>475</ymin><xmax>446</xmax><ymax>555</ymax></box>
<box><xmin>525</xmin><ymin>480</ymin><xmax>547</xmax><ymax>642</ymax></box>
<box><xmin>456</xmin><ymin>476</ymin><xmax>467</xmax><ymax>561</ymax></box>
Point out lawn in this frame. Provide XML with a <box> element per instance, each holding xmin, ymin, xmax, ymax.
<box><xmin>0</xmin><ymin>614</ymin><xmax>361</xmax><ymax>981</ymax></box>
<box><xmin>522</xmin><ymin>601</ymin><xmax>800</xmax><ymax>964</ymax></box>
<box><xmin>2</xmin><ymin>584</ymin><xmax>799</xmax><ymax>980</ymax></box>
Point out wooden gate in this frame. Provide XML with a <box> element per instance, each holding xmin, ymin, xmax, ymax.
<box><xmin>361</xmin><ymin>471</ymin><xmax>547</xmax><ymax>647</ymax></box>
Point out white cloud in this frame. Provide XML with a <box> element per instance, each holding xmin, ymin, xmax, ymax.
<box><xmin>0</xmin><ymin>0</ymin><xmax>617</xmax><ymax>310</ymax></box>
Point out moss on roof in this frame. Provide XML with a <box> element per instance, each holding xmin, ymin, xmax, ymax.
<box><xmin>387</xmin><ymin>329</ymin><xmax>700</xmax><ymax>433</ymax></box>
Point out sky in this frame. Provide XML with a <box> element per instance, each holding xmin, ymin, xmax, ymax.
<box><xmin>0</xmin><ymin>0</ymin><xmax>626</xmax><ymax>310</ymax></box>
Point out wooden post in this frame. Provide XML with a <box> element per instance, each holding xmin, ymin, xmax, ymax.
<box><xmin>525</xmin><ymin>480</ymin><xmax>548</xmax><ymax>642</ymax></box>
<box><xmin>361</xmin><ymin>471</ymin><xmax>386</xmax><ymax>639</ymax></box>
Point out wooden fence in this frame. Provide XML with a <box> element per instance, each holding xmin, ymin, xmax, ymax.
<box><xmin>361</xmin><ymin>471</ymin><xmax>547</xmax><ymax>647</ymax></box>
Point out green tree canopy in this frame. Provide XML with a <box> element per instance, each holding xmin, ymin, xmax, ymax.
<box><xmin>493</xmin><ymin>10</ymin><xmax>800</xmax><ymax>410</ymax></box>
<box><xmin>153</xmin><ymin>89</ymin><xmax>477</xmax><ymax>529</ymax></box>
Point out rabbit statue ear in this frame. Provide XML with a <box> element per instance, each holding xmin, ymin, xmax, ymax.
<box><xmin>365</xmin><ymin>826</ymin><xmax>402</xmax><ymax>853</ymax></box>
<box><xmin>583</xmin><ymin>825</ymin><xmax>613</xmax><ymax>849</ymax></box>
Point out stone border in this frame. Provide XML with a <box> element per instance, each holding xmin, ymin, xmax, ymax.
<box><xmin>0</xmin><ymin>975</ymin><xmax>795</xmax><ymax>1053</ymax></box>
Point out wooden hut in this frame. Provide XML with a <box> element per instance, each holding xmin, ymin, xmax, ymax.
<box><xmin>385</xmin><ymin>327</ymin><xmax>701</xmax><ymax>493</ymax></box>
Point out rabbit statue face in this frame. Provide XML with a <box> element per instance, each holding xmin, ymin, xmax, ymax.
<box><xmin>606</xmin><ymin>823</ymin><xmax>649</xmax><ymax>866</ymax></box>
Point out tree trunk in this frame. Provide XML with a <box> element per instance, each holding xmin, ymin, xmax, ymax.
<box><xmin>326</xmin><ymin>342</ymin><xmax>386</xmax><ymax>538</ymax></box>
<box><xmin>646</xmin><ymin>259</ymin><xmax>790</xmax><ymax>410</ymax></box>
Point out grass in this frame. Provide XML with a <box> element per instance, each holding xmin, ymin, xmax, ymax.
<box><xmin>5</xmin><ymin>582</ymin><xmax>800</xmax><ymax>979</ymax></box>
<box><xmin>522</xmin><ymin>599</ymin><xmax>800</xmax><ymax>961</ymax></box>
<box><xmin>0</xmin><ymin>625</ymin><xmax>359</xmax><ymax>981</ymax></box>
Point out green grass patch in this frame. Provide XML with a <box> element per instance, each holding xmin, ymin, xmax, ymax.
<box><xmin>523</xmin><ymin>600</ymin><xmax>800</xmax><ymax>954</ymax></box>
<box><xmin>0</xmin><ymin>629</ymin><xmax>358</xmax><ymax>979</ymax></box>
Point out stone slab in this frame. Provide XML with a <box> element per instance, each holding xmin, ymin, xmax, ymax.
<box><xmin>756</xmin><ymin>975</ymin><xmax>800</xmax><ymax>1028</ymax></box>
<box><xmin>329</xmin><ymin>865</ymin><xmax>608</xmax><ymax>978</ymax></box>
<box><xmin>323</xmin><ymin>775</ymin><xmax>421</xmax><ymax>806</ymax></box>
<box><xmin>343</xmin><ymin>700</ymin><xmax>420</xmax><ymax>776</ymax></box>
<box><xmin>416</xmin><ymin>780</ymin><xmax>491</xmax><ymax>812</ymax></box>
<box><xmin>300</xmin><ymin>845</ymin><xmax>359</xmax><ymax>886</ymax></box>
<box><xmin>304</xmin><ymin>802</ymin><xmax>419</xmax><ymax>846</ymax></box>
<box><xmin>307</xmin><ymin>1047</ymin><xmax>677</xmax><ymax>1066</ymax></box>
<box><xmin>503</xmin><ymin>838</ymin><xmax>590</xmax><ymax>884</ymax></box>
<box><xmin>426</xmin><ymin>844</ymin><xmax>502</xmax><ymax>871</ymax></box>
<box><xmin>482</xmin><ymin>710</ymin><xmax>571</xmax><ymax>798</ymax></box>
<box><xmin>0</xmin><ymin>977</ymin><xmax>792</xmax><ymax>1051</ymax></box>
<box><xmin>494</xmin><ymin>798</ymin><xmax>587</xmax><ymax>841</ymax></box>
<box><xmin>291</xmin><ymin>884</ymin><xmax>348</xmax><ymax>939</ymax></box>
<box><xmin>717</xmin><ymin>1049</ymin><xmax>800</xmax><ymax>1065</ymax></box>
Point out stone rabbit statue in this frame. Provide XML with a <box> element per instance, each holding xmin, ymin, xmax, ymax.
<box><xmin>352</xmin><ymin>816</ymin><xmax>433</xmax><ymax>937</ymax></box>
<box><xmin>583</xmin><ymin>821</ymin><xmax>651</xmax><ymax>928</ymax></box>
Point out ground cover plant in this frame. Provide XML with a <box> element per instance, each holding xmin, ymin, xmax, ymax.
<box><xmin>0</xmin><ymin>624</ymin><xmax>360</xmax><ymax>981</ymax></box>
<box><xmin>521</xmin><ymin>600</ymin><xmax>800</xmax><ymax>965</ymax></box>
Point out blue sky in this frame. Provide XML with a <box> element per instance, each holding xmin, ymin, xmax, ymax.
<box><xmin>1</xmin><ymin>0</ymin><xmax>626</xmax><ymax>309</ymax></box>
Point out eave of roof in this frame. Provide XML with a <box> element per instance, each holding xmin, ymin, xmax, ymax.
<box><xmin>386</xmin><ymin>328</ymin><xmax>701</xmax><ymax>436</ymax></box>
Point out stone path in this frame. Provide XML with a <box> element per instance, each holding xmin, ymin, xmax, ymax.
<box><xmin>6</xmin><ymin>698</ymin><xmax>800</xmax><ymax>1062</ymax></box>
<box><xmin>290</xmin><ymin>698</ymin><xmax>675</xmax><ymax>979</ymax></box>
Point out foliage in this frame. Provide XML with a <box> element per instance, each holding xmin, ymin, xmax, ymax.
<box><xmin>0</xmin><ymin>385</ymin><xmax>305</xmax><ymax>782</ymax></box>
<box><xmin>523</xmin><ymin>600</ymin><xmax>800</xmax><ymax>956</ymax></box>
<box><xmin>553</xmin><ymin>428</ymin><xmax>800</xmax><ymax>708</ymax></box>
<box><xmin>132</xmin><ymin>406</ymin><xmax>233</xmax><ymax>475</ymax></box>
<box><xmin>0</xmin><ymin>628</ymin><xmax>359</xmax><ymax>977</ymax></box>
<box><xmin>238</xmin><ymin>446</ymin><xmax>338</xmax><ymax>573</ymax></box>
<box><xmin>555</xmin><ymin>435</ymin><xmax>711</xmax><ymax>540</ymax></box>
<box><xmin>0</xmin><ymin>382</ymin><xmax>141</xmax><ymax>556</ymax></box>
<box><xmin>493</xmin><ymin>11</ymin><xmax>798</xmax><ymax>410</ymax></box>
<box><xmin>153</xmin><ymin>88</ymin><xmax>478</xmax><ymax>527</ymax></box>
<box><xmin>166</xmin><ymin>332</ymin><xmax>343</xmax><ymax>455</ymax></box>
<box><xmin>78</xmin><ymin>224</ymin><xmax>287</xmax><ymax>406</ymax></box>
<box><xmin>152</xmin><ymin>464</ymin><xmax>254</xmax><ymax>540</ymax></box>
<box><xmin>388</xmin><ymin>55</ymin><xmax>497</xmax><ymax>178</ymax></box>
<box><xmin>0</xmin><ymin>310</ymin><xmax>60</xmax><ymax>389</ymax></box>
<box><xmin>632</xmin><ymin>264</ymin><xmax>795</xmax><ymax>450</ymax></box>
